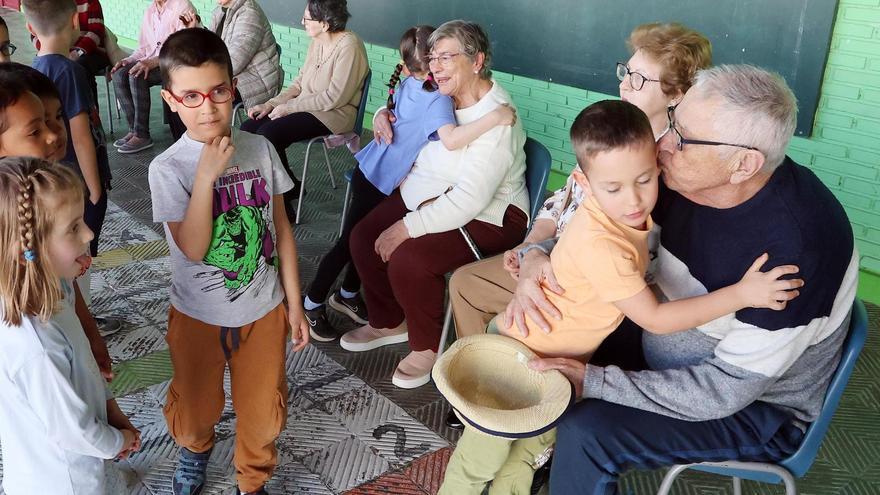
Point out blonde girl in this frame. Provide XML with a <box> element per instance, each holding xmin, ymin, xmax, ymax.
<box><xmin>0</xmin><ymin>157</ymin><xmax>138</xmax><ymax>495</ymax></box>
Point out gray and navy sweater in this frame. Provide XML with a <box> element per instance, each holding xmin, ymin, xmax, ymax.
<box><xmin>580</xmin><ymin>157</ymin><xmax>857</xmax><ymax>424</ymax></box>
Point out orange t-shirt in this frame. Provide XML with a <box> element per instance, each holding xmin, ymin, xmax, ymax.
<box><xmin>504</xmin><ymin>196</ymin><xmax>652</xmax><ymax>360</ymax></box>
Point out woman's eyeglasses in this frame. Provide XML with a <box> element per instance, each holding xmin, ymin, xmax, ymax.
<box><xmin>616</xmin><ymin>62</ymin><xmax>660</xmax><ymax>91</ymax></box>
<box><xmin>166</xmin><ymin>86</ymin><xmax>234</xmax><ymax>108</ymax></box>
<box><xmin>426</xmin><ymin>52</ymin><xmax>463</xmax><ymax>67</ymax></box>
<box><xmin>0</xmin><ymin>41</ymin><xmax>17</xmax><ymax>57</ymax></box>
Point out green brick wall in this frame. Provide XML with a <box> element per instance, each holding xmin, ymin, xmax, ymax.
<box><xmin>101</xmin><ymin>0</ymin><xmax>880</xmax><ymax>303</ymax></box>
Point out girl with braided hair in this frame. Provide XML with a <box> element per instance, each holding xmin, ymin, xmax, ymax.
<box><xmin>302</xmin><ymin>25</ymin><xmax>517</xmax><ymax>342</ymax></box>
<box><xmin>0</xmin><ymin>157</ymin><xmax>140</xmax><ymax>494</ymax></box>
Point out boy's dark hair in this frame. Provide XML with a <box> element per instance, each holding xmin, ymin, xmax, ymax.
<box><xmin>0</xmin><ymin>15</ymin><xmax>7</xmax><ymax>30</ymax></box>
<box><xmin>570</xmin><ymin>100</ymin><xmax>654</xmax><ymax>170</ymax></box>
<box><xmin>160</xmin><ymin>28</ymin><xmax>233</xmax><ymax>90</ymax></box>
<box><xmin>386</xmin><ymin>25</ymin><xmax>435</xmax><ymax>110</ymax></box>
<box><xmin>0</xmin><ymin>77</ymin><xmax>29</xmax><ymax>134</ymax></box>
<box><xmin>0</xmin><ymin>62</ymin><xmax>61</xmax><ymax>102</ymax></box>
<box><xmin>21</xmin><ymin>0</ymin><xmax>76</xmax><ymax>36</ymax></box>
<box><xmin>307</xmin><ymin>0</ymin><xmax>350</xmax><ymax>33</ymax></box>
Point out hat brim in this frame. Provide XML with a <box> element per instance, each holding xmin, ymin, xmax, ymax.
<box><xmin>433</xmin><ymin>334</ymin><xmax>576</xmax><ymax>438</ymax></box>
<box><xmin>451</xmin><ymin>381</ymin><xmax>575</xmax><ymax>439</ymax></box>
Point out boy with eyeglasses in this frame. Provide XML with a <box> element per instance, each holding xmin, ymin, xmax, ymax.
<box><xmin>0</xmin><ymin>16</ymin><xmax>15</xmax><ymax>63</ymax></box>
<box><xmin>150</xmin><ymin>28</ymin><xmax>309</xmax><ymax>495</ymax></box>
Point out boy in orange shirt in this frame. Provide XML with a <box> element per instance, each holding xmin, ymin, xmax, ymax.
<box><xmin>440</xmin><ymin>100</ymin><xmax>802</xmax><ymax>495</ymax></box>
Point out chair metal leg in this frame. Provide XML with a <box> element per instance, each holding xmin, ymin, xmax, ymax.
<box><xmin>322</xmin><ymin>142</ymin><xmax>336</xmax><ymax>189</ymax></box>
<box><xmin>104</xmin><ymin>76</ymin><xmax>113</xmax><ymax>135</ymax></box>
<box><xmin>732</xmin><ymin>476</ymin><xmax>742</xmax><ymax>495</ymax></box>
<box><xmin>339</xmin><ymin>179</ymin><xmax>352</xmax><ymax>238</ymax></box>
<box><xmin>656</xmin><ymin>465</ymin><xmax>690</xmax><ymax>495</ymax></box>
<box><xmin>437</xmin><ymin>302</ymin><xmax>454</xmax><ymax>359</ymax></box>
<box><xmin>458</xmin><ymin>227</ymin><xmax>483</xmax><ymax>260</ymax></box>
<box><xmin>780</xmin><ymin>472</ymin><xmax>797</xmax><ymax>495</ymax></box>
<box><xmin>296</xmin><ymin>138</ymin><xmax>319</xmax><ymax>225</ymax></box>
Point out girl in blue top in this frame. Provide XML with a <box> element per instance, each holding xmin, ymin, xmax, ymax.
<box><xmin>303</xmin><ymin>25</ymin><xmax>516</xmax><ymax>341</ymax></box>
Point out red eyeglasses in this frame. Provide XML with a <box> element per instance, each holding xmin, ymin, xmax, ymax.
<box><xmin>167</xmin><ymin>86</ymin><xmax>234</xmax><ymax>108</ymax></box>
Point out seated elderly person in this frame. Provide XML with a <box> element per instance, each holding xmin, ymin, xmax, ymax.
<box><xmin>341</xmin><ymin>20</ymin><xmax>530</xmax><ymax>388</ymax></box>
<box><xmin>515</xmin><ymin>65</ymin><xmax>857</xmax><ymax>494</ymax></box>
<box><xmin>242</xmin><ymin>0</ymin><xmax>368</xmax><ymax>214</ymax></box>
<box><xmin>110</xmin><ymin>0</ymin><xmax>195</xmax><ymax>154</ymax></box>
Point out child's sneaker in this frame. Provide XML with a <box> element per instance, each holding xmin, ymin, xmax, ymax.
<box><xmin>237</xmin><ymin>487</ymin><xmax>270</xmax><ymax>495</ymax></box>
<box><xmin>172</xmin><ymin>447</ymin><xmax>211</xmax><ymax>495</ymax></box>
<box><xmin>305</xmin><ymin>305</ymin><xmax>338</xmax><ymax>342</ymax></box>
<box><xmin>328</xmin><ymin>291</ymin><xmax>368</xmax><ymax>325</ymax></box>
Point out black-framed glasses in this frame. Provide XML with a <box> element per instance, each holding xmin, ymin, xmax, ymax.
<box><xmin>616</xmin><ymin>62</ymin><xmax>660</xmax><ymax>91</ymax></box>
<box><xmin>427</xmin><ymin>52</ymin><xmax>463</xmax><ymax>67</ymax></box>
<box><xmin>0</xmin><ymin>41</ymin><xmax>17</xmax><ymax>57</ymax></box>
<box><xmin>666</xmin><ymin>106</ymin><xmax>759</xmax><ymax>152</ymax></box>
<box><xmin>301</xmin><ymin>16</ymin><xmax>319</xmax><ymax>23</ymax></box>
<box><xmin>167</xmin><ymin>86</ymin><xmax>234</xmax><ymax>108</ymax></box>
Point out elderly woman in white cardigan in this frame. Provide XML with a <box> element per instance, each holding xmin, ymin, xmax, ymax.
<box><xmin>343</xmin><ymin>20</ymin><xmax>530</xmax><ymax>389</ymax></box>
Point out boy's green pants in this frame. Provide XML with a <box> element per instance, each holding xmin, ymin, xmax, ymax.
<box><xmin>438</xmin><ymin>425</ymin><xmax>556</xmax><ymax>495</ymax></box>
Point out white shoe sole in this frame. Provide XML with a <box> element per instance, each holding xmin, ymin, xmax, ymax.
<box><xmin>392</xmin><ymin>371</ymin><xmax>431</xmax><ymax>389</ymax></box>
<box><xmin>117</xmin><ymin>141</ymin><xmax>154</xmax><ymax>154</ymax></box>
<box><xmin>328</xmin><ymin>295</ymin><xmax>368</xmax><ymax>325</ymax></box>
<box><xmin>309</xmin><ymin>328</ymin><xmax>337</xmax><ymax>342</ymax></box>
<box><xmin>340</xmin><ymin>331</ymin><xmax>408</xmax><ymax>352</ymax></box>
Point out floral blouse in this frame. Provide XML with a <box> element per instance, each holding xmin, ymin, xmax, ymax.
<box><xmin>534</xmin><ymin>169</ymin><xmax>586</xmax><ymax>236</ymax></box>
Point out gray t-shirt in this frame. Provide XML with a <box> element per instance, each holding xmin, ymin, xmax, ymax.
<box><xmin>149</xmin><ymin>131</ymin><xmax>295</xmax><ymax>327</ymax></box>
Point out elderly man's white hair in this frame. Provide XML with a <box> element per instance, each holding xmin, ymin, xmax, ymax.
<box><xmin>691</xmin><ymin>64</ymin><xmax>798</xmax><ymax>172</ymax></box>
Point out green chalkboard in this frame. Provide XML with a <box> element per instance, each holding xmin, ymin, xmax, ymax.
<box><xmin>263</xmin><ymin>0</ymin><xmax>839</xmax><ymax>136</ymax></box>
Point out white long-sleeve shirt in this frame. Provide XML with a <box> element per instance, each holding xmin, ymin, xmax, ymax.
<box><xmin>400</xmin><ymin>80</ymin><xmax>530</xmax><ymax>238</ymax></box>
<box><xmin>0</xmin><ymin>280</ymin><xmax>123</xmax><ymax>494</ymax></box>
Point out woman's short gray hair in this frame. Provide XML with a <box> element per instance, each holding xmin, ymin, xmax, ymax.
<box><xmin>691</xmin><ymin>64</ymin><xmax>797</xmax><ymax>171</ymax></box>
<box><xmin>428</xmin><ymin>20</ymin><xmax>492</xmax><ymax>80</ymax></box>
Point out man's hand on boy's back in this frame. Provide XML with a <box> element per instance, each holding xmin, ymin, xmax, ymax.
<box><xmin>196</xmin><ymin>135</ymin><xmax>234</xmax><ymax>183</ymax></box>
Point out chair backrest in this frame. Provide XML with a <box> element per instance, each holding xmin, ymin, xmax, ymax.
<box><xmin>523</xmin><ymin>137</ymin><xmax>553</xmax><ymax>225</ymax></box>
<box><xmin>780</xmin><ymin>298</ymin><xmax>869</xmax><ymax>477</ymax></box>
<box><xmin>275</xmin><ymin>43</ymin><xmax>285</xmax><ymax>93</ymax></box>
<box><xmin>353</xmin><ymin>70</ymin><xmax>372</xmax><ymax>137</ymax></box>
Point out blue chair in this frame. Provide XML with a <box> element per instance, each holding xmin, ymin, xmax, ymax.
<box><xmin>296</xmin><ymin>69</ymin><xmax>371</xmax><ymax>224</ymax></box>
<box><xmin>656</xmin><ymin>298</ymin><xmax>869</xmax><ymax>495</ymax></box>
<box><xmin>436</xmin><ymin>137</ymin><xmax>553</xmax><ymax>356</ymax></box>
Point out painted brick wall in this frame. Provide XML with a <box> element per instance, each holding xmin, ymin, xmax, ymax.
<box><xmin>101</xmin><ymin>0</ymin><xmax>880</xmax><ymax>295</ymax></box>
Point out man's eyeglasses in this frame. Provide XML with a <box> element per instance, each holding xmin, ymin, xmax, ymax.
<box><xmin>666</xmin><ymin>106</ymin><xmax>759</xmax><ymax>152</ymax></box>
<box><xmin>301</xmin><ymin>16</ymin><xmax>318</xmax><ymax>23</ymax></box>
<box><xmin>0</xmin><ymin>42</ymin><xmax>17</xmax><ymax>57</ymax></box>
<box><xmin>616</xmin><ymin>62</ymin><xmax>660</xmax><ymax>91</ymax></box>
<box><xmin>426</xmin><ymin>52</ymin><xmax>463</xmax><ymax>67</ymax></box>
<box><xmin>167</xmin><ymin>86</ymin><xmax>234</xmax><ymax>108</ymax></box>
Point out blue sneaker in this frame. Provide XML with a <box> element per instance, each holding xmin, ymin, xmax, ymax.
<box><xmin>172</xmin><ymin>447</ymin><xmax>211</xmax><ymax>495</ymax></box>
<box><xmin>237</xmin><ymin>487</ymin><xmax>269</xmax><ymax>495</ymax></box>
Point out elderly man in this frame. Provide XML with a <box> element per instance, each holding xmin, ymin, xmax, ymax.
<box><xmin>512</xmin><ymin>65</ymin><xmax>858</xmax><ymax>493</ymax></box>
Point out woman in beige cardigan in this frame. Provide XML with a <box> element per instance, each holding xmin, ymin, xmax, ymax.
<box><xmin>242</xmin><ymin>0</ymin><xmax>368</xmax><ymax>207</ymax></box>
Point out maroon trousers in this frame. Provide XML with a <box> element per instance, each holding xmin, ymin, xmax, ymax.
<box><xmin>350</xmin><ymin>191</ymin><xmax>527</xmax><ymax>352</ymax></box>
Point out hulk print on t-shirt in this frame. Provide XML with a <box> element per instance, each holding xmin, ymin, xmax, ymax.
<box><xmin>200</xmin><ymin>165</ymin><xmax>277</xmax><ymax>301</ymax></box>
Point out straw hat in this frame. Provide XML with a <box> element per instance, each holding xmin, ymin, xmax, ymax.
<box><xmin>432</xmin><ymin>334</ymin><xmax>574</xmax><ymax>438</ymax></box>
